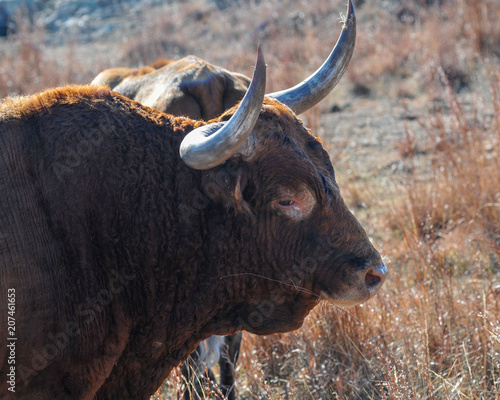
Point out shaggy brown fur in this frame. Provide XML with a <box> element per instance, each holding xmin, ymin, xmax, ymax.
<box><xmin>91</xmin><ymin>56</ymin><xmax>251</xmax><ymax>120</ymax></box>
<box><xmin>0</xmin><ymin>85</ymin><xmax>383</xmax><ymax>400</ymax></box>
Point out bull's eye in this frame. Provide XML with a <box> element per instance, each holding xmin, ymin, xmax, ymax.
<box><xmin>272</xmin><ymin>187</ymin><xmax>316</xmax><ymax>220</ymax></box>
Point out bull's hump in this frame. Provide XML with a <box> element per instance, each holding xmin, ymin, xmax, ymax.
<box><xmin>0</xmin><ymin>85</ymin><xmax>115</xmax><ymax>119</ymax></box>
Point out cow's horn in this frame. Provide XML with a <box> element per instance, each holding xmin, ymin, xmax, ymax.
<box><xmin>179</xmin><ymin>45</ymin><xmax>266</xmax><ymax>170</ymax></box>
<box><xmin>268</xmin><ymin>0</ymin><xmax>356</xmax><ymax>115</ymax></box>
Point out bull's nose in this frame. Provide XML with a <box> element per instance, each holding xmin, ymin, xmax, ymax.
<box><xmin>364</xmin><ymin>262</ymin><xmax>388</xmax><ymax>293</ymax></box>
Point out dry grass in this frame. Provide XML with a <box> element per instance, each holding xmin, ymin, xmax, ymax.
<box><xmin>1</xmin><ymin>0</ymin><xmax>499</xmax><ymax>398</ymax></box>
<box><xmin>0</xmin><ymin>14</ymin><xmax>93</xmax><ymax>97</ymax></box>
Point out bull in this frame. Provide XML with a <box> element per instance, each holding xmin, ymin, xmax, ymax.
<box><xmin>0</xmin><ymin>1</ymin><xmax>387</xmax><ymax>399</ymax></box>
<box><xmin>91</xmin><ymin>55</ymin><xmax>251</xmax><ymax>121</ymax></box>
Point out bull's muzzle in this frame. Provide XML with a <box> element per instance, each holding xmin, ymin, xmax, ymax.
<box><xmin>320</xmin><ymin>258</ymin><xmax>388</xmax><ymax>307</ymax></box>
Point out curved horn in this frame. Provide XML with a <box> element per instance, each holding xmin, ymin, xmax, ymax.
<box><xmin>179</xmin><ymin>45</ymin><xmax>266</xmax><ymax>170</ymax></box>
<box><xmin>268</xmin><ymin>0</ymin><xmax>356</xmax><ymax>115</ymax></box>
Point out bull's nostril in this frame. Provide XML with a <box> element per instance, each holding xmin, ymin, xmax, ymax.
<box><xmin>365</xmin><ymin>271</ymin><xmax>381</xmax><ymax>288</ymax></box>
<box><xmin>365</xmin><ymin>263</ymin><xmax>387</xmax><ymax>291</ymax></box>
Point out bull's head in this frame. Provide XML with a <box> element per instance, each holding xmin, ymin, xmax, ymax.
<box><xmin>179</xmin><ymin>0</ymin><xmax>387</xmax><ymax>334</ymax></box>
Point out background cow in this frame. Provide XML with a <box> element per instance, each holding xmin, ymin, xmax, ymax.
<box><xmin>90</xmin><ymin>58</ymin><xmax>173</xmax><ymax>92</ymax></box>
<box><xmin>92</xmin><ymin>55</ymin><xmax>251</xmax><ymax>121</ymax></box>
<box><xmin>93</xmin><ymin>55</ymin><xmax>251</xmax><ymax>400</ymax></box>
<box><xmin>0</xmin><ymin>2</ymin><xmax>387</xmax><ymax>399</ymax></box>
<box><xmin>180</xmin><ymin>334</ymin><xmax>242</xmax><ymax>399</ymax></box>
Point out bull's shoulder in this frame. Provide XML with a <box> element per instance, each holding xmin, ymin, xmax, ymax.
<box><xmin>0</xmin><ymin>85</ymin><xmax>114</xmax><ymax>120</ymax></box>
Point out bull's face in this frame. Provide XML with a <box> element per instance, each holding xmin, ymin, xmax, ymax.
<box><xmin>249</xmin><ymin>102</ymin><xmax>386</xmax><ymax>306</ymax></box>
<box><xmin>197</xmin><ymin>99</ymin><xmax>386</xmax><ymax>334</ymax></box>
<box><xmin>179</xmin><ymin>0</ymin><xmax>386</xmax><ymax>334</ymax></box>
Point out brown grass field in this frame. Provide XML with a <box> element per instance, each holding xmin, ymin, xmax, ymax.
<box><xmin>1</xmin><ymin>0</ymin><xmax>499</xmax><ymax>398</ymax></box>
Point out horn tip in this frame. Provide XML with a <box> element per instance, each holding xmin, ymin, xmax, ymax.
<box><xmin>347</xmin><ymin>0</ymin><xmax>355</xmax><ymax>19</ymax></box>
<box><xmin>342</xmin><ymin>0</ymin><xmax>355</xmax><ymax>31</ymax></box>
<box><xmin>257</xmin><ymin>43</ymin><xmax>266</xmax><ymax>70</ymax></box>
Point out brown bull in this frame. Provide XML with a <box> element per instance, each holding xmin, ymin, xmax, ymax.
<box><xmin>0</xmin><ymin>2</ymin><xmax>387</xmax><ymax>399</ymax></box>
<box><xmin>92</xmin><ymin>56</ymin><xmax>251</xmax><ymax>120</ymax></box>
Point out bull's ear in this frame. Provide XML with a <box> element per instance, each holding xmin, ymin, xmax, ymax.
<box><xmin>201</xmin><ymin>160</ymin><xmax>253</xmax><ymax>215</ymax></box>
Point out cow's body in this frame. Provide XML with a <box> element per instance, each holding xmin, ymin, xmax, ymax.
<box><xmin>92</xmin><ymin>56</ymin><xmax>251</xmax><ymax>120</ymax></box>
<box><xmin>89</xmin><ymin>59</ymin><xmax>170</xmax><ymax>91</ymax></box>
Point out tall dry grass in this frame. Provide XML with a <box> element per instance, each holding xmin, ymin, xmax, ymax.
<box><xmin>0</xmin><ymin>13</ymin><xmax>94</xmax><ymax>97</ymax></box>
